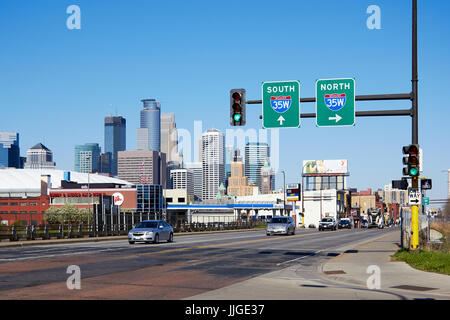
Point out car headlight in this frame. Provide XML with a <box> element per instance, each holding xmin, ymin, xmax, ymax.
<box><xmin>145</xmin><ymin>231</ymin><xmax>153</xmax><ymax>236</ymax></box>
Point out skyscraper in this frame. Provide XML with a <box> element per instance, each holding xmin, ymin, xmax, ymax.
<box><xmin>74</xmin><ymin>143</ymin><xmax>101</xmax><ymax>173</ymax></box>
<box><xmin>137</xmin><ymin>99</ymin><xmax>160</xmax><ymax>152</ymax></box>
<box><xmin>170</xmin><ymin>169</ymin><xmax>194</xmax><ymax>197</ymax></box>
<box><xmin>245</xmin><ymin>142</ymin><xmax>270</xmax><ymax>192</ymax></box>
<box><xmin>260</xmin><ymin>161</ymin><xmax>275</xmax><ymax>194</ymax></box>
<box><xmin>185</xmin><ymin>162</ymin><xmax>202</xmax><ymax>201</ymax></box>
<box><xmin>104</xmin><ymin>116</ymin><xmax>126</xmax><ymax>176</ymax></box>
<box><xmin>227</xmin><ymin>149</ymin><xmax>254</xmax><ymax>197</ymax></box>
<box><xmin>117</xmin><ymin>150</ymin><xmax>167</xmax><ymax>187</ymax></box>
<box><xmin>0</xmin><ymin>132</ymin><xmax>20</xmax><ymax>168</ymax></box>
<box><xmin>24</xmin><ymin>143</ymin><xmax>56</xmax><ymax>169</ymax></box>
<box><xmin>161</xmin><ymin>113</ymin><xmax>181</xmax><ymax>165</ymax></box>
<box><xmin>201</xmin><ymin>129</ymin><xmax>225</xmax><ymax>200</ymax></box>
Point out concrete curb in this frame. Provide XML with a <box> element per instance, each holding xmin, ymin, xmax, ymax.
<box><xmin>0</xmin><ymin>228</ymin><xmax>263</xmax><ymax>248</ymax></box>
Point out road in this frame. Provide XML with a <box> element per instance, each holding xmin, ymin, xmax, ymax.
<box><xmin>0</xmin><ymin>227</ymin><xmax>398</xmax><ymax>299</ymax></box>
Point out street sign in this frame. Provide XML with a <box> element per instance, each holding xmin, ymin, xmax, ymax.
<box><xmin>262</xmin><ymin>80</ymin><xmax>300</xmax><ymax>128</ymax></box>
<box><xmin>422</xmin><ymin>197</ymin><xmax>430</xmax><ymax>205</ymax></box>
<box><xmin>421</xmin><ymin>179</ymin><xmax>432</xmax><ymax>190</ymax></box>
<box><xmin>408</xmin><ymin>188</ymin><xmax>421</xmax><ymax>206</ymax></box>
<box><xmin>392</xmin><ymin>179</ymin><xmax>408</xmax><ymax>190</ymax></box>
<box><xmin>316</xmin><ymin>78</ymin><xmax>355</xmax><ymax>127</ymax></box>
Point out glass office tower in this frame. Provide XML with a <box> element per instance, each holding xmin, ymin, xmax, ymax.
<box><xmin>105</xmin><ymin>116</ymin><xmax>126</xmax><ymax>176</ymax></box>
<box><xmin>137</xmin><ymin>99</ymin><xmax>160</xmax><ymax>152</ymax></box>
<box><xmin>245</xmin><ymin>142</ymin><xmax>270</xmax><ymax>192</ymax></box>
<box><xmin>74</xmin><ymin>143</ymin><xmax>101</xmax><ymax>173</ymax></box>
<box><xmin>0</xmin><ymin>132</ymin><xmax>20</xmax><ymax>168</ymax></box>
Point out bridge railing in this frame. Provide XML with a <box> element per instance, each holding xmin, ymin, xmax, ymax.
<box><xmin>0</xmin><ymin>218</ymin><xmax>266</xmax><ymax>242</ymax></box>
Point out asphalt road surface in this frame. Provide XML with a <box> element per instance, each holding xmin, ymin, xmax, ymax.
<box><xmin>0</xmin><ymin>227</ymin><xmax>397</xmax><ymax>299</ymax></box>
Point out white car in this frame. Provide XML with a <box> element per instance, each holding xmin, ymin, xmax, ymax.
<box><xmin>318</xmin><ymin>217</ymin><xmax>337</xmax><ymax>231</ymax></box>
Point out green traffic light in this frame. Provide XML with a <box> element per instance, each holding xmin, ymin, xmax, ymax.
<box><xmin>234</xmin><ymin>114</ymin><xmax>241</xmax><ymax>122</ymax></box>
<box><xmin>409</xmin><ymin>167</ymin><xmax>419</xmax><ymax>176</ymax></box>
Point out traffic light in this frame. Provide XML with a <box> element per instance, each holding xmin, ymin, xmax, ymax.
<box><xmin>230</xmin><ymin>89</ymin><xmax>246</xmax><ymax>126</ymax></box>
<box><xmin>402</xmin><ymin>144</ymin><xmax>420</xmax><ymax>177</ymax></box>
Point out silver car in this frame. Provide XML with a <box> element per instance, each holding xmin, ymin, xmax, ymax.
<box><xmin>128</xmin><ymin>220</ymin><xmax>174</xmax><ymax>244</ymax></box>
<box><xmin>266</xmin><ymin>216</ymin><xmax>296</xmax><ymax>236</ymax></box>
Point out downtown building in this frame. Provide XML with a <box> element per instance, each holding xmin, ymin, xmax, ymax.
<box><xmin>227</xmin><ymin>149</ymin><xmax>255</xmax><ymax>197</ymax></box>
<box><xmin>201</xmin><ymin>129</ymin><xmax>225</xmax><ymax>200</ymax></box>
<box><xmin>74</xmin><ymin>143</ymin><xmax>101</xmax><ymax>173</ymax></box>
<box><xmin>245</xmin><ymin>142</ymin><xmax>270</xmax><ymax>192</ymax></box>
<box><xmin>161</xmin><ymin>113</ymin><xmax>182</xmax><ymax>165</ymax></box>
<box><xmin>137</xmin><ymin>99</ymin><xmax>161</xmax><ymax>152</ymax></box>
<box><xmin>104</xmin><ymin>116</ymin><xmax>126</xmax><ymax>176</ymax></box>
<box><xmin>185</xmin><ymin>162</ymin><xmax>202</xmax><ymax>201</ymax></box>
<box><xmin>117</xmin><ymin>150</ymin><xmax>167</xmax><ymax>187</ymax></box>
<box><xmin>0</xmin><ymin>132</ymin><xmax>21</xmax><ymax>168</ymax></box>
<box><xmin>24</xmin><ymin>143</ymin><xmax>56</xmax><ymax>169</ymax></box>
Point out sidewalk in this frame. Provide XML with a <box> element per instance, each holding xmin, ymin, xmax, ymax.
<box><xmin>321</xmin><ymin>231</ymin><xmax>450</xmax><ymax>299</ymax></box>
<box><xmin>188</xmin><ymin>231</ymin><xmax>450</xmax><ymax>300</ymax></box>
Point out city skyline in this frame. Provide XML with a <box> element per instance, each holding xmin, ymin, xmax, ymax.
<box><xmin>1</xmin><ymin>1</ymin><xmax>449</xmax><ymax>205</ymax></box>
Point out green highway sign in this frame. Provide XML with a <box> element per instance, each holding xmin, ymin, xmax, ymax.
<box><xmin>262</xmin><ymin>80</ymin><xmax>300</xmax><ymax>129</ymax></box>
<box><xmin>423</xmin><ymin>197</ymin><xmax>430</xmax><ymax>205</ymax></box>
<box><xmin>316</xmin><ymin>78</ymin><xmax>355</xmax><ymax>127</ymax></box>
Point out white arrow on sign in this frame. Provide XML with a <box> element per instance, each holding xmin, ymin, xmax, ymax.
<box><xmin>277</xmin><ymin>116</ymin><xmax>285</xmax><ymax>125</ymax></box>
<box><xmin>328</xmin><ymin>114</ymin><xmax>342</xmax><ymax>123</ymax></box>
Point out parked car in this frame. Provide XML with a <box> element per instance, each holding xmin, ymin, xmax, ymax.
<box><xmin>128</xmin><ymin>220</ymin><xmax>173</xmax><ymax>244</ymax></box>
<box><xmin>318</xmin><ymin>217</ymin><xmax>337</xmax><ymax>231</ymax></box>
<box><xmin>338</xmin><ymin>219</ymin><xmax>352</xmax><ymax>229</ymax></box>
<box><xmin>266</xmin><ymin>216</ymin><xmax>295</xmax><ymax>236</ymax></box>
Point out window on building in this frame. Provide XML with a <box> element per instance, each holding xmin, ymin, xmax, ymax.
<box><xmin>166</xmin><ymin>198</ymin><xmax>173</xmax><ymax>203</ymax></box>
<box><xmin>29</xmin><ymin>202</ymin><xmax>38</xmax><ymax>206</ymax></box>
<box><xmin>10</xmin><ymin>202</ymin><xmax>18</xmax><ymax>206</ymax></box>
<box><xmin>178</xmin><ymin>198</ymin><xmax>185</xmax><ymax>203</ymax></box>
<box><xmin>0</xmin><ymin>203</ymin><xmax>8</xmax><ymax>206</ymax></box>
<box><xmin>20</xmin><ymin>202</ymin><xmax>27</xmax><ymax>207</ymax></box>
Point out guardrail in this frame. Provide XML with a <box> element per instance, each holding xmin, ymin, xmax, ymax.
<box><xmin>0</xmin><ymin>220</ymin><xmax>265</xmax><ymax>242</ymax></box>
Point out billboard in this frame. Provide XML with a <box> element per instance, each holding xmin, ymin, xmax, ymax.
<box><xmin>303</xmin><ymin>160</ymin><xmax>348</xmax><ymax>174</ymax></box>
<box><xmin>286</xmin><ymin>184</ymin><xmax>300</xmax><ymax>201</ymax></box>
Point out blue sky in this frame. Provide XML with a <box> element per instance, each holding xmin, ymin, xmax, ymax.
<box><xmin>0</xmin><ymin>0</ymin><xmax>449</xmax><ymax>206</ymax></box>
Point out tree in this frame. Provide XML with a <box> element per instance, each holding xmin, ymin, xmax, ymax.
<box><xmin>44</xmin><ymin>206</ymin><xmax>62</xmax><ymax>224</ymax></box>
<box><xmin>44</xmin><ymin>205</ymin><xmax>93</xmax><ymax>225</ymax></box>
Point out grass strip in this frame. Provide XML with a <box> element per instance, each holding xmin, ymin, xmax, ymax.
<box><xmin>393</xmin><ymin>249</ymin><xmax>450</xmax><ymax>275</ymax></box>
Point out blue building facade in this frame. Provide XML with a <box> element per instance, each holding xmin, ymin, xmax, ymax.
<box><xmin>104</xmin><ymin>116</ymin><xmax>126</xmax><ymax>176</ymax></box>
<box><xmin>74</xmin><ymin>143</ymin><xmax>101</xmax><ymax>173</ymax></box>
<box><xmin>0</xmin><ymin>132</ymin><xmax>21</xmax><ymax>168</ymax></box>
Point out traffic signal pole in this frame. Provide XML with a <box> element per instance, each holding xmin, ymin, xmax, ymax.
<box><xmin>235</xmin><ymin>1</ymin><xmax>421</xmax><ymax>250</ymax></box>
<box><xmin>410</xmin><ymin>0</ymin><xmax>420</xmax><ymax>251</ymax></box>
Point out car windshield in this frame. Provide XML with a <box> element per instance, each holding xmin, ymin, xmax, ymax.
<box><xmin>321</xmin><ymin>218</ymin><xmax>333</xmax><ymax>222</ymax></box>
<box><xmin>340</xmin><ymin>220</ymin><xmax>349</xmax><ymax>224</ymax></box>
<box><xmin>135</xmin><ymin>221</ymin><xmax>158</xmax><ymax>229</ymax></box>
<box><xmin>270</xmin><ymin>218</ymin><xmax>288</xmax><ymax>224</ymax></box>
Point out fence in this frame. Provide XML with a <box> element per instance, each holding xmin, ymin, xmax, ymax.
<box><xmin>400</xmin><ymin>210</ymin><xmax>430</xmax><ymax>248</ymax></box>
<box><xmin>0</xmin><ymin>213</ymin><xmax>265</xmax><ymax>242</ymax></box>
